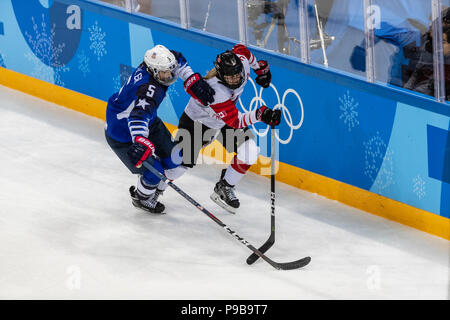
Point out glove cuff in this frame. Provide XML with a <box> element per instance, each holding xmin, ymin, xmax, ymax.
<box><xmin>184</xmin><ymin>72</ymin><xmax>200</xmax><ymax>90</ymax></box>
<box><xmin>257</xmin><ymin>105</ymin><xmax>268</xmax><ymax>121</ymax></box>
<box><xmin>255</xmin><ymin>60</ymin><xmax>269</xmax><ymax>75</ymax></box>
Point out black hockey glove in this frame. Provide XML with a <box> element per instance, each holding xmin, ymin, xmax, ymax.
<box><xmin>127</xmin><ymin>136</ymin><xmax>155</xmax><ymax>168</ymax></box>
<box><xmin>255</xmin><ymin>60</ymin><xmax>271</xmax><ymax>88</ymax></box>
<box><xmin>257</xmin><ymin>106</ymin><xmax>281</xmax><ymax>126</ymax></box>
<box><xmin>184</xmin><ymin>73</ymin><xmax>215</xmax><ymax>106</ymax></box>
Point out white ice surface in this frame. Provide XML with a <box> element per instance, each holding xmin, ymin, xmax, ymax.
<box><xmin>0</xmin><ymin>85</ymin><xmax>449</xmax><ymax>300</ymax></box>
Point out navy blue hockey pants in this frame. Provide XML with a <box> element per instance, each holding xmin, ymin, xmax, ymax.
<box><xmin>105</xmin><ymin>117</ymin><xmax>181</xmax><ymax>186</ymax></box>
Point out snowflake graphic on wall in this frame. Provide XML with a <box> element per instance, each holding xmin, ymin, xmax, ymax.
<box><xmin>364</xmin><ymin>132</ymin><xmax>395</xmax><ymax>191</ymax></box>
<box><xmin>412</xmin><ymin>174</ymin><xmax>426</xmax><ymax>200</ymax></box>
<box><xmin>23</xmin><ymin>14</ymin><xmax>69</xmax><ymax>85</ymax></box>
<box><xmin>338</xmin><ymin>90</ymin><xmax>360</xmax><ymax>131</ymax></box>
<box><xmin>25</xmin><ymin>52</ymin><xmax>69</xmax><ymax>86</ymax></box>
<box><xmin>53</xmin><ymin>65</ymin><xmax>70</xmax><ymax>86</ymax></box>
<box><xmin>25</xmin><ymin>14</ymin><xmax>66</xmax><ymax>68</ymax></box>
<box><xmin>24</xmin><ymin>52</ymin><xmax>54</xmax><ymax>83</ymax></box>
<box><xmin>88</xmin><ymin>21</ymin><xmax>107</xmax><ymax>61</ymax></box>
<box><xmin>112</xmin><ymin>74</ymin><xmax>122</xmax><ymax>92</ymax></box>
<box><xmin>77</xmin><ymin>50</ymin><xmax>90</xmax><ymax>77</ymax></box>
<box><xmin>167</xmin><ymin>84</ymin><xmax>180</xmax><ymax>98</ymax></box>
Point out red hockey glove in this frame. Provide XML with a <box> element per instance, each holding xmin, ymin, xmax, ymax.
<box><xmin>184</xmin><ymin>73</ymin><xmax>215</xmax><ymax>106</ymax></box>
<box><xmin>127</xmin><ymin>136</ymin><xmax>155</xmax><ymax>168</ymax></box>
<box><xmin>257</xmin><ymin>106</ymin><xmax>281</xmax><ymax>126</ymax></box>
<box><xmin>255</xmin><ymin>60</ymin><xmax>271</xmax><ymax>88</ymax></box>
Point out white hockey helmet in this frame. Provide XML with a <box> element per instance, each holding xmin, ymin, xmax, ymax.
<box><xmin>144</xmin><ymin>45</ymin><xmax>178</xmax><ymax>86</ymax></box>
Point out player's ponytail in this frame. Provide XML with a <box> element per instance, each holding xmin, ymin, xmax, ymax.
<box><xmin>204</xmin><ymin>68</ymin><xmax>217</xmax><ymax>80</ymax></box>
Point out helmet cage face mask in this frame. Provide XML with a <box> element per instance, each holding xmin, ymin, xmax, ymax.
<box><xmin>152</xmin><ymin>67</ymin><xmax>176</xmax><ymax>86</ymax></box>
<box><xmin>144</xmin><ymin>45</ymin><xmax>178</xmax><ymax>86</ymax></box>
<box><xmin>214</xmin><ymin>51</ymin><xmax>244</xmax><ymax>90</ymax></box>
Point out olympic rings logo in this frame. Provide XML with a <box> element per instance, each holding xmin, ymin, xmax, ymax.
<box><xmin>238</xmin><ymin>78</ymin><xmax>305</xmax><ymax>144</ymax></box>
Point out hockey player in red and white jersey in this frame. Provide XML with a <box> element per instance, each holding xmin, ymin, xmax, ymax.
<box><xmin>157</xmin><ymin>44</ymin><xmax>281</xmax><ymax>213</ymax></box>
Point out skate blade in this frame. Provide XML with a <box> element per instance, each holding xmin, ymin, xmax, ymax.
<box><xmin>132</xmin><ymin>200</ymin><xmax>166</xmax><ymax>215</ymax></box>
<box><xmin>210</xmin><ymin>192</ymin><xmax>237</xmax><ymax>214</ymax></box>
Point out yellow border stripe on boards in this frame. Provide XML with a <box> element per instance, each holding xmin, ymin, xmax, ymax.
<box><xmin>0</xmin><ymin>67</ymin><xmax>107</xmax><ymax>120</ymax></box>
<box><xmin>1</xmin><ymin>66</ymin><xmax>448</xmax><ymax>240</ymax></box>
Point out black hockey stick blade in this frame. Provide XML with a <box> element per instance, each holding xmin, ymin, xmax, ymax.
<box><xmin>276</xmin><ymin>256</ymin><xmax>311</xmax><ymax>270</ymax></box>
<box><xmin>246</xmin><ymin>238</ymin><xmax>274</xmax><ymax>265</ymax></box>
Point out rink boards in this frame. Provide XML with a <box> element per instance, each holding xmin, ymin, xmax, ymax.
<box><xmin>0</xmin><ymin>0</ymin><xmax>449</xmax><ymax>240</ymax></box>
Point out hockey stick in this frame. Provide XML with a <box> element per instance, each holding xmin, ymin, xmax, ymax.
<box><xmin>142</xmin><ymin>160</ymin><xmax>311</xmax><ymax>270</ymax></box>
<box><xmin>202</xmin><ymin>0</ymin><xmax>213</xmax><ymax>31</ymax></box>
<box><xmin>314</xmin><ymin>0</ymin><xmax>329</xmax><ymax>67</ymax></box>
<box><xmin>262</xmin><ymin>17</ymin><xmax>277</xmax><ymax>47</ymax></box>
<box><xmin>246</xmin><ymin>124</ymin><xmax>276</xmax><ymax>265</ymax></box>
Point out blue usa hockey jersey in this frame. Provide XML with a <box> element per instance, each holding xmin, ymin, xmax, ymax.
<box><xmin>105</xmin><ymin>51</ymin><xmax>193</xmax><ymax>143</ymax></box>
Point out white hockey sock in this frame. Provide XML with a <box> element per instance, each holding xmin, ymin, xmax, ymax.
<box><xmin>223</xmin><ymin>165</ymin><xmax>245</xmax><ymax>186</ymax></box>
<box><xmin>157</xmin><ymin>165</ymin><xmax>188</xmax><ymax>191</ymax></box>
<box><xmin>137</xmin><ymin>176</ymin><xmax>156</xmax><ymax>199</ymax></box>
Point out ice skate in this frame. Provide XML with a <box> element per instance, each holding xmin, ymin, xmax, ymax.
<box><xmin>129</xmin><ymin>186</ymin><xmax>165</xmax><ymax>214</ymax></box>
<box><xmin>210</xmin><ymin>175</ymin><xmax>240</xmax><ymax>214</ymax></box>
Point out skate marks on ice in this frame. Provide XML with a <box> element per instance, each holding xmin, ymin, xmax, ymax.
<box><xmin>0</xmin><ymin>85</ymin><xmax>448</xmax><ymax>299</ymax></box>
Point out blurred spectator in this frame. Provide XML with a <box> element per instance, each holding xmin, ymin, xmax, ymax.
<box><xmin>246</xmin><ymin>0</ymin><xmax>290</xmax><ymax>54</ymax></box>
<box><xmin>100</xmin><ymin>0</ymin><xmax>152</xmax><ymax>15</ymax></box>
<box><xmin>350</xmin><ymin>7</ymin><xmax>450</xmax><ymax>100</ymax></box>
<box><xmin>404</xmin><ymin>8</ymin><xmax>450</xmax><ymax>100</ymax></box>
<box><xmin>313</xmin><ymin>0</ymin><xmax>334</xmax><ymax>30</ymax></box>
<box><xmin>246</xmin><ymin>0</ymin><xmax>336</xmax><ymax>56</ymax></box>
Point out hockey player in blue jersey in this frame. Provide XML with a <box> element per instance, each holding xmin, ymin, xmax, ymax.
<box><xmin>105</xmin><ymin>44</ymin><xmax>215</xmax><ymax>214</ymax></box>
